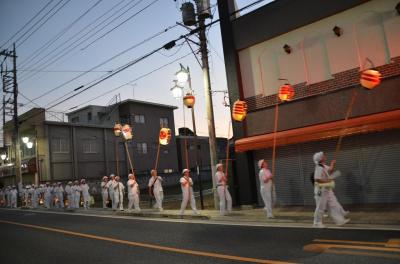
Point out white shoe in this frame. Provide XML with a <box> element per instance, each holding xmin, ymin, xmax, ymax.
<box><xmin>313</xmin><ymin>223</ymin><xmax>326</xmax><ymax>228</ymax></box>
<box><xmin>193</xmin><ymin>210</ymin><xmax>199</xmax><ymax>215</ymax></box>
<box><xmin>337</xmin><ymin>218</ymin><xmax>350</xmax><ymax>226</ymax></box>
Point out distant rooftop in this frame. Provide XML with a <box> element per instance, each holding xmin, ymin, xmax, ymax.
<box><xmin>67</xmin><ymin>98</ymin><xmax>177</xmax><ymax>116</ymax></box>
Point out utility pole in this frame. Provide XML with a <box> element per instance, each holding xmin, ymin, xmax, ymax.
<box><xmin>196</xmin><ymin>1</ymin><xmax>218</xmax><ymax>208</ymax></box>
<box><xmin>0</xmin><ymin>43</ymin><xmax>22</xmax><ymax>185</ymax></box>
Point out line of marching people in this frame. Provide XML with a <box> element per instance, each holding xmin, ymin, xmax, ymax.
<box><xmin>0</xmin><ymin>179</ymin><xmax>91</xmax><ymax>210</ymax></box>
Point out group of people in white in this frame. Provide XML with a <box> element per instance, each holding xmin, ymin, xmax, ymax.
<box><xmin>0</xmin><ymin>151</ymin><xmax>349</xmax><ymax>226</ymax></box>
<box><xmin>0</xmin><ymin>179</ymin><xmax>91</xmax><ymax>210</ymax></box>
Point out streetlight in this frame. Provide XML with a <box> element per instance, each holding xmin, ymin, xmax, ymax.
<box><xmin>1</xmin><ymin>154</ymin><xmax>6</xmax><ymax>161</ymax></box>
<box><xmin>22</xmin><ymin>137</ymin><xmax>29</xmax><ymax>144</ymax></box>
<box><xmin>26</xmin><ymin>142</ymin><xmax>33</xmax><ymax>149</ymax></box>
<box><xmin>170</xmin><ymin>80</ymin><xmax>184</xmax><ymax>99</ymax></box>
<box><xmin>172</xmin><ymin>64</ymin><xmax>205</xmax><ymax>210</ymax></box>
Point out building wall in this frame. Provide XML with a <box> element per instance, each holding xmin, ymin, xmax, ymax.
<box><xmin>118</xmin><ymin>102</ymin><xmax>179</xmax><ymax>174</ymax></box>
<box><xmin>218</xmin><ymin>0</ymin><xmax>400</xmax><ymax>206</ymax></box>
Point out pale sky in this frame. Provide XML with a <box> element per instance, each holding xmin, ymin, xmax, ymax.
<box><xmin>0</xmin><ymin>0</ymin><xmax>270</xmax><ymax>137</ymax></box>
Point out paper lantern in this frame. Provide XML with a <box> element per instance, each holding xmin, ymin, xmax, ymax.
<box><xmin>278</xmin><ymin>83</ymin><xmax>295</xmax><ymax>101</ymax></box>
<box><xmin>114</xmin><ymin>124</ymin><xmax>122</xmax><ymax>136</ymax></box>
<box><xmin>360</xmin><ymin>69</ymin><xmax>381</xmax><ymax>89</ymax></box>
<box><xmin>232</xmin><ymin>100</ymin><xmax>248</xmax><ymax>122</ymax></box>
<box><xmin>122</xmin><ymin>124</ymin><xmax>133</xmax><ymax>140</ymax></box>
<box><xmin>159</xmin><ymin>128</ymin><xmax>171</xmax><ymax>145</ymax></box>
<box><xmin>183</xmin><ymin>94</ymin><xmax>195</xmax><ymax>108</ymax></box>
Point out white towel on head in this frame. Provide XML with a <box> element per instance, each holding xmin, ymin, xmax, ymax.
<box><xmin>313</xmin><ymin>151</ymin><xmax>324</xmax><ymax>164</ymax></box>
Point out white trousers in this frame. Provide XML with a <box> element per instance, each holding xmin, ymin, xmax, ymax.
<box><xmin>73</xmin><ymin>193</ymin><xmax>80</xmax><ymax>209</ymax></box>
<box><xmin>67</xmin><ymin>194</ymin><xmax>73</xmax><ymax>208</ymax></box>
<box><xmin>113</xmin><ymin>192</ymin><xmax>123</xmax><ymax>210</ymax></box>
<box><xmin>44</xmin><ymin>194</ymin><xmax>52</xmax><ymax>209</ymax></box>
<box><xmin>180</xmin><ymin>188</ymin><xmax>197</xmax><ymax>214</ymax></box>
<box><xmin>55</xmin><ymin>193</ymin><xmax>64</xmax><ymax>208</ymax></box>
<box><xmin>128</xmin><ymin>193</ymin><xmax>140</xmax><ymax>211</ymax></box>
<box><xmin>102</xmin><ymin>191</ymin><xmax>109</xmax><ymax>208</ymax></box>
<box><xmin>260</xmin><ymin>184</ymin><xmax>273</xmax><ymax>217</ymax></box>
<box><xmin>217</xmin><ymin>186</ymin><xmax>232</xmax><ymax>215</ymax></box>
<box><xmin>153</xmin><ymin>190</ymin><xmax>164</xmax><ymax>210</ymax></box>
<box><xmin>314</xmin><ymin>189</ymin><xmax>346</xmax><ymax>225</ymax></box>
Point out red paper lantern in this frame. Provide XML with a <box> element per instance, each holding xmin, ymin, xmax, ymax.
<box><xmin>183</xmin><ymin>94</ymin><xmax>195</xmax><ymax>108</ymax></box>
<box><xmin>159</xmin><ymin>128</ymin><xmax>171</xmax><ymax>145</ymax></box>
<box><xmin>122</xmin><ymin>124</ymin><xmax>132</xmax><ymax>140</ymax></box>
<box><xmin>278</xmin><ymin>83</ymin><xmax>295</xmax><ymax>101</ymax></box>
<box><xmin>114</xmin><ymin>124</ymin><xmax>122</xmax><ymax>136</ymax></box>
<box><xmin>360</xmin><ymin>69</ymin><xmax>381</xmax><ymax>89</ymax></box>
<box><xmin>232</xmin><ymin>100</ymin><xmax>248</xmax><ymax>122</ymax></box>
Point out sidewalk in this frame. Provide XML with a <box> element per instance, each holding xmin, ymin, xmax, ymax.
<box><xmin>17</xmin><ymin>204</ymin><xmax>400</xmax><ymax>229</ymax></box>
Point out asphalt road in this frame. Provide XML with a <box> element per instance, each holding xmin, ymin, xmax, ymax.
<box><xmin>0</xmin><ymin>209</ymin><xmax>399</xmax><ymax>264</ymax></box>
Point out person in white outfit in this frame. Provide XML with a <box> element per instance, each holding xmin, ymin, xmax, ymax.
<box><xmin>313</xmin><ymin>151</ymin><xmax>350</xmax><ymax>228</ymax></box>
<box><xmin>64</xmin><ymin>182</ymin><xmax>73</xmax><ymax>208</ymax></box>
<box><xmin>10</xmin><ymin>186</ymin><xmax>18</xmax><ymax>208</ymax></box>
<box><xmin>106</xmin><ymin>174</ymin><xmax>116</xmax><ymax>209</ymax></box>
<box><xmin>258</xmin><ymin>159</ymin><xmax>274</xmax><ymax>218</ymax></box>
<box><xmin>31</xmin><ymin>184</ymin><xmax>40</xmax><ymax>209</ymax></box>
<box><xmin>44</xmin><ymin>182</ymin><xmax>53</xmax><ymax>209</ymax></box>
<box><xmin>54</xmin><ymin>182</ymin><xmax>64</xmax><ymax>208</ymax></box>
<box><xmin>113</xmin><ymin>176</ymin><xmax>125</xmax><ymax>211</ymax></box>
<box><xmin>101</xmin><ymin>176</ymin><xmax>109</xmax><ymax>208</ymax></box>
<box><xmin>6</xmin><ymin>186</ymin><xmax>11</xmax><ymax>207</ymax></box>
<box><xmin>127</xmin><ymin>174</ymin><xmax>141</xmax><ymax>212</ymax></box>
<box><xmin>0</xmin><ymin>188</ymin><xmax>5</xmax><ymax>207</ymax></box>
<box><xmin>215</xmin><ymin>164</ymin><xmax>232</xmax><ymax>215</ymax></box>
<box><xmin>80</xmin><ymin>179</ymin><xmax>90</xmax><ymax>209</ymax></box>
<box><xmin>72</xmin><ymin>180</ymin><xmax>81</xmax><ymax>209</ymax></box>
<box><xmin>148</xmin><ymin>170</ymin><xmax>163</xmax><ymax>211</ymax></box>
<box><xmin>179</xmin><ymin>169</ymin><xmax>198</xmax><ymax>215</ymax></box>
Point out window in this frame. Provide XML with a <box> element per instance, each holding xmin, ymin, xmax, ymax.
<box><xmin>87</xmin><ymin>112</ymin><xmax>92</xmax><ymax>121</ymax></box>
<box><xmin>51</xmin><ymin>138</ymin><xmax>69</xmax><ymax>153</ymax></box>
<box><xmin>134</xmin><ymin>114</ymin><xmax>145</xmax><ymax>124</ymax></box>
<box><xmin>136</xmin><ymin>142</ymin><xmax>147</xmax><ymax>154</ymax></box>
<box><xmin>83</xmin><ymin>139</ymin><xmax>98</xmax><ymax>153</ymax></box>
<box><xmin>160</xmin><ymin>117</ymin><xmax>169</xmax><ymax>128</ymax></box>
<box><xmin>71</xmin><ymin>117</ymin><xmax>79</xmax><ymax>123</ymax></box>
<box><xmin>163</xmin><ymin>169</ymin><xmax>173</xmax><ymax>173</ymax></box>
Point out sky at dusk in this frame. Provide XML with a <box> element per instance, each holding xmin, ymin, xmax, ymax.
<box><xmin>0</xmin><ymin>0</ymin><xmax>270</xmax><ymax>137</ymax></box>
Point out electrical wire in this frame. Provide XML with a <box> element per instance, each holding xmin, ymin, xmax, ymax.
<box><xmin>16</xmin><ymin>0</ymin><xmax>72</xmax><ymax>48</ymax></box>
<box><xmin>18</xmin><ymin>0</ymin><xmax>135</xmax><ymax>77</ymax></box>
<box><xmin>18</xmin><ymin>0</ymin><xmax>104</xmax><ymax>67</ymax></box>
<box><xmin>0</xmin><ymin>0</ymin><xmax>55</xmax><ymax>49</ymax></box>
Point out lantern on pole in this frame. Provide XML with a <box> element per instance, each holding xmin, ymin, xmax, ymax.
<box><xmin>278</xmin><ymin>83</ymin><xmax>295</xmax><ymax>101</ymax></box>
<box><xmin>360</xmin><ymin>69</ymin><xmax>381</xmax><ymax>89</ymax></box>
<box><xmin>183</xmin><ymin>93</ymin><xmax>195</xmax><ymax>108</ymax></box>
<box><xmin>114</xmin><ymin>124</ymin><xmax>122</xmax><ymax>137</ymax></box>
<box><xmin>159</xmin><ymin>128</ymin><xmax>171</xmax><ymax>145</ymax></box>
<box><xmin>232</xmin><ymin>100</ymin><xmax>248</xmax><ymax>122</ymax></box>
<box><xmin>121</xmin><ymin>124</ymin><xmax>132</xmax><ymax>140</ymax></box>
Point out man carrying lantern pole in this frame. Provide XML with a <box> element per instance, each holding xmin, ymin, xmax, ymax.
<box><xmin>148</xmin><ymin>170</ymin><xmax>163</xmax><ymax>211</ymax></box>
<box><xmin>127</xmin><ymin>173</ymin><xmax>141</xmax><ymax>212</ymax></box>
<box><xmin>215</xmin><ymin>163</ymin><xmax>232</xmax><ymax>215</ymax></box>
<box><xmin>179</xmin><ymin>169</ymin><xmax>198</xmax><ymax>215</ymax></box>
<box><xmin>101</xmin><ymin>176</ymin><xmax>109</xmax><ymax>209</ymax></box>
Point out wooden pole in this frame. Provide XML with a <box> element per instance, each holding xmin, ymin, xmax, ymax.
<box><xmin>334</xmin><ymin>89</ymin><xmax>358</xmax><ymax>160</ymax></box>
<box><xmin>124</xmin><ymin>141</ymin><xmax>134</xmax><ymax>173</ymax></box>
<box><xmin>224</xmin><ymin>121</ymin><xmax>231</xmax><ymax>177</ymax></box>
<box><xmin>271</xmin><ymin>101</ymin><xmax>280</xmax><ymax>205</ymax></box>
<box><xmin>154</xmin><ymin>142</ymin><xmax>161</xmax><ymax>170</ymax></box>
<box><xmin>115</xmin><ymin>139</ymin><xmax>120</xmax><ymax>176</ymax></box>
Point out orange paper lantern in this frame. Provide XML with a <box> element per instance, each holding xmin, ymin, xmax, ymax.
<box><xmin>114</xmin><ymin>124</ymin><xmax>122</xmax><ymax>136</ymax></box>
<box><xmin>159</xmin><ymin>128</ymin><xmax>171</xmax><ymax>145</ymax></box>
<box><xmin>232</xmin><ymin>100</ymin><xmax>248</xmax><ymax>122</ymax></box>
<box><xmin>360</xmin><ymin>69</ymin><xmax>381</xmax><ymax>89</ymax></box>
<box><xmin>122</xmin><ymin>124</ymin><xmax>132</xmax><ymax>140</ymax></box>
<box><xmin>183</xmin><ymin>94</ymin><xmax>195</xmax><ymax>108</ymax></box>
<box><xmin>278</xmin><ymin>83</ymin><xmax>295</xmax><ymax>101</ymax></box>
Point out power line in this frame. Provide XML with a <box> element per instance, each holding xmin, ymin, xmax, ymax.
<box><xmin>81</xmin><ymin>0</ymin><xmax>162</xmax><ymax>50</ymax></box>
<box><xmin>25</xmin><ymin>23</ymin><xmax>178</xmax><ymax>103</ymax></box>
<box><xmin>0</xmin><ymin>0</ymin><xmax>55</xmax><ymax>49</ymax></box>
<box><xmin>18</xmin><ymin>0</ymin><xmax>134</xmax><ymax>77</ymax></box>
<box><xmin>70</xmin><ymin>51</ymin><xmax>193</xmax><ymax>109</ymax></box>
<box><xmin>18</xmin><ymin>0</ymin><xmax>104</xmax><ymax>67</ymax></box>
<box><xmin>16</xmin><ymin>0</ymin><xmax>71</xmax><ymax>48</ymax></box>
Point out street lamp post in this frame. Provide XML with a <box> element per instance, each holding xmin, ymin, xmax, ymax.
<box><xmin>174</xmin><ymin>64</ymin><xmax>204</xmax><ymax>209</ymax></box>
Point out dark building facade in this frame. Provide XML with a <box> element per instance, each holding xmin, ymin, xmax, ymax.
<box><xmin>218</xmin><ymin>0</ymin><xmax>400</xmax><ymax>206</ymax></box>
